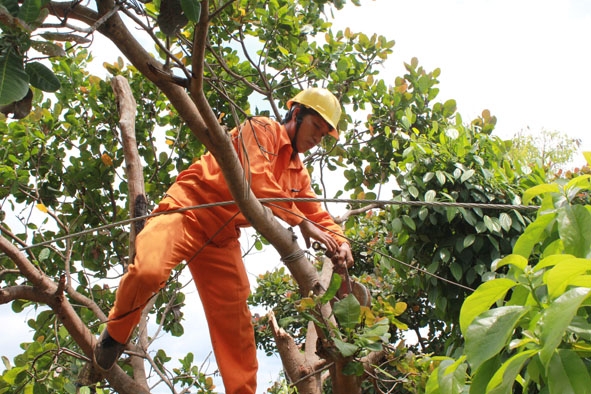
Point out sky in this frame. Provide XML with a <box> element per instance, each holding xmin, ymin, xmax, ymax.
<box><xmin>2</xmin><ymin>0</ymin><xmax>591</xmax><ymax>392</ymax></box>
<box><xmin>334</xmin><ymin>0</ymin><xmax>591</xmax><ymax>163</ymax></box>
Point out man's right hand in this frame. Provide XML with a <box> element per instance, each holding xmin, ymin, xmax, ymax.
<box><xmin>298</xmin><ymin>219</ymin><xmax>338</xmax><ymax>256</ymax></box>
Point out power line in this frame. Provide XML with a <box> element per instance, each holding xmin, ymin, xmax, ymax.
<box><xmin>266</xmin><ymin>202</ymin><xmax>478</xmax><ymax>292</ymax></box>
<box><xmin>7</xmin><ymin>197</ymin><xmax>537</xmax><ymax>292</ymax></box>
<box><xmin>13</xmin><ymin>197</ymin><xmax>539</xmax><ymax>252</ymax></box>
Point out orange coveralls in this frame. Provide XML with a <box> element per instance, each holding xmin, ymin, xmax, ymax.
<box><xmin>106</xmin><ymin>117</ymin><xmax>346</xmax><ymax>393</ymax></box>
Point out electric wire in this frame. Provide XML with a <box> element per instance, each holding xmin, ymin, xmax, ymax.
<box><xmin>5</xmin><ymin>197</ymin><xmax>540</xmax><ymax>293</ymax></box>
<box><xmin>13</xmin><ymin>197</ymin><xmax>539</xmax><ymax>253</ymax></box>
<box><xmin>265</xmin><ymin>202</ymin><xmax>477</xmax><ymax>292</ymax></box>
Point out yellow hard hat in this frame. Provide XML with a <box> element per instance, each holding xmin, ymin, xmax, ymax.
<box><xmin>287</xmin><ymin>87</ymin><xmax>341</xmax><ymax>139</ymax></box>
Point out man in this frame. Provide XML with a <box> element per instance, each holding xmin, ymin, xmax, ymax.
<box><xmin>94</xmin><ymin>87</ymin><xmax>354</xmax><ymax>393</ymax></box>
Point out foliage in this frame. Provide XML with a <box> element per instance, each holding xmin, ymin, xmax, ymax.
<box><xmin>426</xmin><ymin>165</ymin><xmax>591</xmax><ymax>394</ymax></box>
<box><xmin>0</xmin><ymin>0</ymin><xmax>583</xmax><ymax>392</ymax></box>
<box><xmin>1</xmin><ymin>0</ymin><xmax>398</xmax><ymax>391</ymax></box>
<box><xmin>0</xmin><ymin>50</ymin><xmax>210</xmax><ymax>392</ymax></box>
<box><xmin>336</xmin><ymin>60</ymin><xmax>548</xmax><ymax>354</ymax></box>
<box><xmin>0</xmin><ymin>0</ymin><xmax>62</xmax><ymax>116</ymax></box>
<box><xmin>0</xmin><ymin>329</ymin><xmax>93</xmax><ymax>394</ymax></box>
<box><xmin>509</xmin><ymin>127</ymin><xmax>582</xmax><ymax>172</ymax></box>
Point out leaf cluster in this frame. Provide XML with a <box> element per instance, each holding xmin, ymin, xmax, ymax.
<box><xmin>427</xmin><ymin>166</ymin><xmax>591</xmax><ymax>394</ymax></box>
<box><xmin>0</xmin><ymin>0</ymin><xmax>62</xmax><ymax>116</ymax></box>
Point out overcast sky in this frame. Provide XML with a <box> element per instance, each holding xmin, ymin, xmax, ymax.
<box><xmin>335</xmin><ymin>0</ymin><xmax>591</xmax><ymax>165</ymax></box>
<box><xmin>2</xmin><ymin>0</ymin><xmax>591</xmax><ymax>392</ymax></box>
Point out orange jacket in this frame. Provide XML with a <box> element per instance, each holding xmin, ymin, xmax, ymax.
<box><xmin>164</xmin><ymin>117</ymin><xmax>345</xmax><ymax>245</ymax></box>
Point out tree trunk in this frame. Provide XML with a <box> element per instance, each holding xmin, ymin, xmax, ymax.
<box><xmin>42</xmin><ymin>1</ymin><xmax>368</xmax><ymax>392</ymax></box>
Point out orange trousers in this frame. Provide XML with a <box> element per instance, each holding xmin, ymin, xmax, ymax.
<box><xmin>107</xmin><ymin>200</ymin><xmax>258</xmax><ymax>393</ymax></box>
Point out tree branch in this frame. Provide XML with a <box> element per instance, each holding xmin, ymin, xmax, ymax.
<box><xmin>0</xmin><ymin>284</ymin><xmax>46</xmax><ymax>304</ymax></box>
<box><xmin>111</xmin><ymin>75</ymin><xmax>146</xmax><ymax>260</ymax></box>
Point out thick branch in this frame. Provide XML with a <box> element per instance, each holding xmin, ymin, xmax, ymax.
<box><xmin>111</xmin><ymin>75</ymin><xmax>146</xmax><ymax>258</ymax></box>
<box><xmin>45</xmin><ymin>2</ymin><xmax>346</xmax><ymax>389</ymax></box>
<box><xmin>0</xmin><ymin>284</ymin><xmax>46</xmax><ymax>304</ymax></box>
<box><xmin>111</xmin><ymin>75</ymin><xmax>150</xmax><ymax>391</ymax></box>
<box><xmin>0</xmin><ymin>235</ymin><xmax>46</xmax><ymax>288</ymax></box>
<box><xmin>269</xmin><ymin>311</ymin><xmax>322</xmax><ymax>393</ymax></box>
<box><xmin>0</xmin><ymin>237</ymin><xmax>95</xmax><ymax>353</ymax></box>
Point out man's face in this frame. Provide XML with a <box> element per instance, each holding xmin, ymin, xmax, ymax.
<box><xmin>294</xmin><ymin>112</ymin><xmax>333</xmax><ymax>153</ymax></box>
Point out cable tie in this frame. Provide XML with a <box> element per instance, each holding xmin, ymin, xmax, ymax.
<box><xmin>281</xmin><ymin>249</ymin><xmax>306</xmax><ymax>264</ymax></box>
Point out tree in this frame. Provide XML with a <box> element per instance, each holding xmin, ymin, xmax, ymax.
<box><xmin>1</xmin><ymin>0</ymin><xmax>399</xmax><ymax>392</ymax></box>
<box><xmin>508</xmin><ymin>127</ymin><xmax>582</xmax><ymax>173</ymax></box>
<box><xmin>426</xmin><ymin>155</ymin><xmax>591</xmax><ymax>394</ymax></box>
<box><xmin>0</xmin><ymin>0</ymin><xmax>582</xmax><ymax>393</ymax></box>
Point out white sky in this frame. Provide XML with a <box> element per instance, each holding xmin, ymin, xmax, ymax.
<box><xmin>2</xmin><ymin>0</ymin><xmax>591</xmax><ymax>392</ymax></box>
<box><xmin>335</xmin><ymin>0</ymin><xmax>591</xmax><ymax>166</ymax></box>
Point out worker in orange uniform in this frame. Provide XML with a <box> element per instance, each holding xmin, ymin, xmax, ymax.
<box><xmin>94</xmin><ymin>87</ymin><xmax>354</xmax><ymax>393</ymax></box>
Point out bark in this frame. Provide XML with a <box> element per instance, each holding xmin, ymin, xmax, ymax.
<box><xmin>48</xmin><ymin>0</ymin><xmax>323</xmax><ymax>298</ymax></box>
<box><xmin>111</xmin><ymin>75</ymin><xmax>150</xmax><ymax>392</ymax></box>
<box><xmin>269</xmin><ymin>312</ymin><xmax>323</xmax><ymax>393</ymax></box>
<box><xmin>0</xmin><ymin>238</ymin><xmax>94</xmax><ymax>367</ymax></box>
<box><xmin>31</xmin><ymin>1</ymin><xmax>363</xmax><ymax>392</ymax></box>
<box><xmin>111</xmin><ymin>75</ymin><xmax>146</xmax><ymax>260</ymax></box>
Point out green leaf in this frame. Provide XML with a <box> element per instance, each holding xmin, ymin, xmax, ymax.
<box><xmin>25</xmin><ymin>61</ymin><xmax>61</xmax><ymax>92</ymax></box>
<box><xmin>483</xmin><ymin>215</ymin><xmax>501</xmax><ymax>233</ymax></box>
<box><xmin>547</xmin><ymin>349</ymin><xmax>591</xmax><ymax>394</ymax></box>
<box><xmin>361</xmin><ymin>317</ymin><xmax>389</xmax><ymax>340</ymax></box>
<box><xmin>463</xmin><ymin>234</ymin><xmax>475</xmax><ymax>249</ymax></box>
<box><xmin>436</xmin><ymin>170</ymin><xmax>446</xmax><ymax>185</ymax></box>
<box><xmin>426</xmin><ymin>358</ymin><xmax>452</xmax><ymax>394</ymax></box>
<box><xmin>470</xmin><ymin>356</ymin><xmax>500</xmax><ymax>394</ymax></box>
<box><xmin>79</xmin><ymin>386</ymin><xmax>91</xmax><ymax>394</ymax></box>
<box><xmin>333</xmin><ymin>293</ymin><xmax>361</xmax><ymax>329</ymax></box>
<box><xmin>442</xmin><ymin>99</ymin><xmax>457</xmax><ymax>117</ymax></box>
<box><xmin>402</xmin><ymin>215</ymin><xmax>416</xmax><ymax>231</ymax></box>
<box><xmin>180</xmin><ymin>0</ymin><xmax>201</xmax><ymax>22</ymax></box>
<box><xmin>3</xmin><ymin>365</ymin><xmax>26</xmax><ymax>385</ymax></box>
<box><xmin>38</xmin><ymin>248</ymin><xmax>50</xmax><ymax>261</ymax></box>
<box><xmin>18</xmin><ymin>0</ymin><xmax>43</xmax><ymax>23</ymax></box>
<box><xmin>569</xmin><ymin>274</ymin><xmax>591</xmax><ymax>288</ymax></box>
<box><xmin>492</xmin><ymin>254</ymin><xmax>528</xmax><ymax>272</ymax></box>
<box><xmin>460</xmin><ymin>278</ymin><xmax>517</xmax><ymax>334</ymax></box>
<box><xmin>557</xmin><ymin>205</ymin><xmax>591</xmax><ymax>258</ymax></box>
<box><xmin>539</xmin><ymin>287</ymin><xmax>591</xmax><ymax>367</ymax></box>
<box><xmin>565</xmin><ymin>174</ymin><xmax>591</xmax><ymax>195</ymax></box>
<box><xmin>545</xmin><ymin>258</ymin><xmax>591</xmax><ymax>298</ymax></box>
<box><xmin>446</xmin><ymin>207</ymin><xmax>457</xmax><ymax>223</ymax></box>
<box><xmin>2</xmin><ymin>355</ymin><xmax>10</xmax><ymax>370</ymax></box>
<box><xmin>425</xmin><ymin>189</ymin><xmax>436</xmax><ymax>202</ymax></box>
<box><xmin>0</xmin><ymin>51</ymin><xmax>30</xmax><ymax>105</ymax></box>
<box><xmin>465</xmin><ymin>306</ymin><xmax>528</xmax><ymax>371</ymax></box>
<box><xmin>513</xmin><ymin>212</ymin><xmax>556</xmax><ymax>258</ymax></box>
<box><xmin>319</xmin><ymin>273</ymin><xmax>342</xmax><ymax>304</ymax></box>
<box><xmin>522</xmin><ymin>183</ymin><xmax>560</xmax><ymax>205</ymax></box>
<box><xmin>450</xmin><ymin>262</ymin><xmax>462</xmax><ymax>282</ymax></box>
<box><xmin>486</xmin><ymin>349</ymin><xmax>537</xmax><ymax>394</ymax></box>
<box><xmin>333</xmin><ymin>337</ymin><xmax>358</xmax><ymax>357</ymax></box>
<box><xmin>439</xmin><ymin>356</ymin><xmax>468</xmax><ymax>394</ymax></box>
<box><xmin>460</xmin><ymin>169</ymin><xmax>475</xmax><ymax>183</ymax></box>
<box><xmin>499</xmin><ymin>212</ymin><xmax>512</xmax><ymax>232</ymax></box>
<box><xmin>534</xmin><ymin>254</ymin><xmax>575</xmax><ymax>271</ymax></box>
